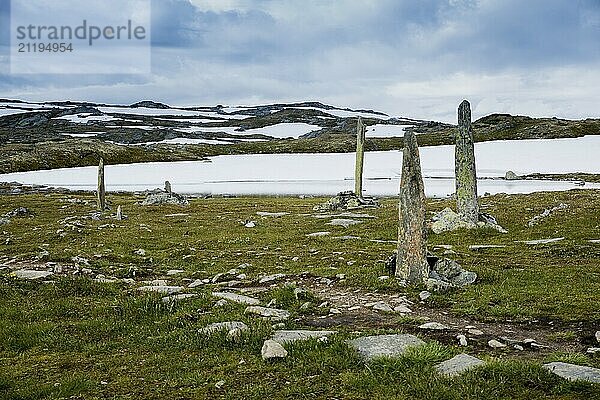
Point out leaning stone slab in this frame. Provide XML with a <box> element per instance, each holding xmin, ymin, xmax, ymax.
<box><xmin>199</xmin><ymin>321</ymin><xmax>249</xmax><ymax>335</ymax></box>
<box><xmin>543</xmin><ymin>362</ymin><xmax>600</xmax><ymax>384</ymax></box>
<box><xmin>245</xmin><ymin>306</ymin><xmax>291</xmax><ymax>321</ymax></box>
<box><xmin>435</xmin><ymin>354</ymin><xmax>485</xmax><ymax>377</ymax></box>
<box><xmin>347</xmin><ymin>334</ymin><xmax>425</xmax><ymax>360</ymax></box>
<box><xmin>212</xmin><ymin>291</ymin><xmax>260</xmax><ymax>305</ymax></box>
<box><xmin>137</xmin><ymin>285</ymin><xmax>183</xmax><ymax>295</ymax></box>
<box><xmin>12</xmin><ymin>270</ymin><xmax>53</xmax><ymax>280</ymax></box>
<box><xmin>271</xmin><ymin>330</ymin><xmax>336</xmax><ymax>344</ymax></box>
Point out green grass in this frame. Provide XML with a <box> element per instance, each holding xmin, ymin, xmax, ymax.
<box><xmin>0</xmin><ymin>190</ymin><xmax>599</xmax><ymax>398</ymax></box>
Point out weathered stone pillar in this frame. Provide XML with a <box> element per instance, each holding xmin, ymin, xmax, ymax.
<box><xmin>455</xmin><ymin>100</ymin><xmax>479</xmax><ymax>223</ymax></box>
<box><xmin>97</xmin><ymin>157</ymin><xmax>106</xmax><ymax>211</ymax></box>
<box><xmin>354</xmin><ymin>116</ymin><xmax>366</xmax><ymax>198</ymax></box>
<box><xmin>396</xmin><ymin>131</ymin><xmax>429</xmax><ymax>283</ymax></box>
<box><xmin>116</xmin><ymin>205</ymin><xmax>123</xmax><ymax>220</ymax></box>
<box><xmin>165</xmin><ymin>180</ymin><xmax>172</xmax><ymax>194</ymax></box>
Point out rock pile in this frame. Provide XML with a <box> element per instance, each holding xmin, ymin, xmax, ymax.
<box><xmin>141</xmin><ymin>191</ymin><xmax>189</xmax><ymax>206</ymax></box>
<box><xmin>313</xmin><ymin>191</ymin><xmax>378</xmax><ymax>212</ymax></box>
<box><xmin>430</xmin><ymin>207</ymin><xmax>507</xmax><ymax>234</ymax></box>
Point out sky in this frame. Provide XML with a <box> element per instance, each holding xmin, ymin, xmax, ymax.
<box><xmin>0</xmin><ymin>0</ymin><xmax>599</xmax><ymax>122</ymax></box>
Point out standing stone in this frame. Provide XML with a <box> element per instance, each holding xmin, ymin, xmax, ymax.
<box><xmin>396</xmin><ymin>131</ymin><xmax>429</xmax><ymax>283</ymax></box>
<box><xmin>116</xmin><ymin>205</ymin><xmax>123</xmax><ymax>220</ymax></box>
<box><xmin>165</xmin><ymin>180</ymin><xmax>172</xmax><ymax>193</ymax></box>
<box><xmin>354</xmin><ymin>116</ymin><xmax>366</xmax><ymax>198</ymax></box>
<box><xmin>97</xmin><ymin>157</ymin><xmax>106</xmax><ymax>211</ymax></box>
<box><xmin>455</xmin><ymin>100</ymin><xmax>479</xmax><ymax>223</ymax></box>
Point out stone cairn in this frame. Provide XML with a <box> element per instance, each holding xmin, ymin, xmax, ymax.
<box><xmin>97</xmin><ymin>157</ymin><xmax>106</xmax><ymax>211</ymax></box>
<box><xmin>430</xmin><ymin>100</ymin><xmax>506</xmax><ymax>234</ymax></box>
<box><xmin>354</xmin><ymin>116</ymin><xmax>366</xmax><ymax>199</ymax></box>
<box><xmin>388</xmin><ymin>131</ymin><xmax>477</xmax><ymax>290</ymax></box>
<box><xmin>141</xmin><ymin>180</ymin><xmax>189</xmax><ymax>206</ymax></box>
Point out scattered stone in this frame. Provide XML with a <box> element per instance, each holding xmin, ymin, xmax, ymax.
<box><xmin>468</xmin><ymin>329</ymin><xmax>484</xmax><ymax>336</ymax></box>
<box><xmin>12</xmin><ymin>269</ymin><xmax>53</xmax><ymax>280</ymax></box>
<box><xmin>0</xmin><ymin>218</ymin><xmax>9</xmax><ymax>225</ymax></box>
<box><xmin>586</xmin><ymin>347</ymin><xmax>600</xmax><ymax>354</ymax></box>
<box><xmin>457</xmin><ymin>334</ymin><xmax>468</xmax><ymax>346</ymax></box>
<box><xmin>166</xmin><ymin>269</ymin><xmax>184</xmax><ymax>276</ymax></box>
<box><xmin>245</xmin><ymin>306</ymin><xmax>290</xmax><ymax>321</ymax></box>
<box><xmin>215</xmin><ymin>380</ymin><xmax>225</xmax><ymax>389</ymax></box>
<box><xmin>162</xmin><ymin>293</ymin><xmax>197</xmax><ymax>303</ymax></box>
<box><xmin>212</xmin><ymin>292</ymin><xmax>260</xmax><ymax>305</ymax></box>
<box><xmin>327</xmin><ymin>219</ymin><xmax>362</xmax><ymax>228</ymax></box>
<box><xmin>306</xmin><ymin>231</ymin><xmax>331</xmax><ymax>237</ymax></box>
<box><xmin>419</xmin><ymin>322</ymin><xmax>450</xmax><ymax>331</ymax></box>
<box><xmin>521</xmin><ymin>237</ymin><xmax>565</xmax><ymax>245</ymax></box>
<box><xmin>333</xmin><ymin>235</ymin><xmax>361</xmax><ymax>240</ymax></box>
<box><xmin>3</xmin><ymin>207</ymin><xmax>31</xmax><ymax>218</ymax></box>
<box><xmin>372</xmin><ymin>302</ymin><xmax>394</xmax><ymax>312</ymax></box>
<box><xmin>469</xmin><ymin>245</ymin><xmax>506</xmax><ymax>250</ymax></box>
<box><xmin>329</xmin><ymin>308</ymin><xmax>341</xmax><ymax>315</ymax></box>
<box><xmin>505</xmin><ymin>170</ymin><xmax>519</xmax><ymax>180</ymax></box>
<box><xmin>527</xmin><ymin>203</ymin><xmax>568</xmax><ymax>227</ymax></box>
<box><xmin>488</xmin><ymin>339</ymin><xmax>507</xmax><ymax>349</ymax></box>
<box><xmin>543</xmin><ymin>362</ymin><xmax>600</xmax><ymax>384</ymax></box>
<box><xmin>257</xmin><ymin>212</ymin><xmax>289</xmax><ymax>217</ymax></box>
<box><xmin>313</xmin><ymin>191</ymin><xmax>378</xmax><ymax>212</ymax></box>
<box><xmin>347</xmin><ymin>334</ymin><xmax>425</xmax><ymax>360</ymax></box>
<box><xmin>134</xmin><ymin>249</ymin><xmax>146</xmax><ymax>256</ymax></box>
<box><xmin>514</xmin><ymin>345</ymin><xmax>524</xmax><ymax>351</ymax></box>
<box><xmin>271</xmin><ymin>330</ymin><xmax>336</xmax><ymax>344</ymax></box>
<box><xmin>394</xmin><ymin>305</ymin><xmax>413</xmax><ymax>314</ymax></box>
<box><xmin>214</xmin><ymin>299</ymin><xmax>228</xmax><ymax>307</ymax></box>
<box><xmin>419</xmin><ymin>291</ymin><xmax>432</xmax><ymax>301</ymax></box>
<box><xmin>137</xmin><ymin>285</ymin><xmax>183</xmax><ymax>295</ymax></box>
<box><xmin>259</xmin><ymin>274</ymin><xmax>286</xmax><ymax>284</ymax></box>
<box><xmin>244</xmin><ymin>220</ymin><xmax>256</xmax><ymax>228</ymax></box>
<box><xmin>199</xmin><ymin>321</ymin><xmax>249</xmax><ymax>335</ymax></box>
<box><xmin>596</xmin><ymin>331</ymin><xmax>600</xmax><ymax>343</ymax></box>
<box><xmin>261</xmin><ymin>340</ymin><xmax>288</xmax><ymax>360</ymax></box>
<box><xmin>378</xmin><ymin>275</ymin><xmax>390</xmax><ymax>281</ymax></box>
<box><xmin>425</xmin><ymin>278</ymin><xmax>453</xmax><ymax>292</ymax></box>
<box><xmin>436</xmin><ymin>353</ymin><xmax>484</xmax><ymax>377</ymax></box>
<box><xmin>141</xmin><ymin>192</ymin><xmax>188</xmax><ymax>206</ymax></box>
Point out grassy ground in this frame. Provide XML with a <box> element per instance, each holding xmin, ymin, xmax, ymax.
<box><xmin>0</xmin><ymin>190</ymin><xmax>599</xmax><ymax>399</ymax></box>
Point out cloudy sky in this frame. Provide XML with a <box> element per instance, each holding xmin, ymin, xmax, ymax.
<box><xmin>1</xmin><ymin>0</ymin><xmax>599</xmax><ymax>122</ymax></box>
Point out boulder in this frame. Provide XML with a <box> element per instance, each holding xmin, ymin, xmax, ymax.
<box><xmin>436</xmin><ymin>354</ymin><xmax>484</xmax><ymax>377</ymax></box>
<box><xmin>347</xmin><ymin>334</ymin><xmax>425</xmax><ymax>360</ymax></box>
<box><xmin>431</xmin><ymin>208</ymin><xmax>507</xmax><ymax>234</ymax></box>
<box><xmin>313</xmin><ymin>191</ymin><xmax>378</xmax><ymax>212</ymax></box>
<box><xmin>261</xmin><ymin>340</ymin><xmax>288</xmax><ymax>360</ymax></box>
<box><xmin>543</xmin><ymin>362</ymin><xmax>600</xmax><ymax>384</ymax></box>
<box><xmin>505</xmin><ymin>170</ymin><xmax>519</xmax><ymax>180</ymax></box>
<box><xmin>141</xmin><ymin>192</ymin><xmax>188</xmax><ymax>206</ymax></box>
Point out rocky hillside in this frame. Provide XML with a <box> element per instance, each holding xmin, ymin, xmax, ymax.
<box><xmin>0</xmin><ymin>99</ymin><xmax>598</xmax><ymax>173</ymax></box>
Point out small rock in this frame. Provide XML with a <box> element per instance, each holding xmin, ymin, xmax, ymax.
<box><xmin>488</xmin><ymin>339</ymin><xmax>506</xmax><ymax>349</ymax></box>
<box><xmin>244</xmin><ymin>221</ymin><xmax>256</xmax><ymax>228</ymax></box>
<box><xmin>261</xmin><ymin>340</ymin><xmax>288</xmax><ymax>360</ymax></box>
<box><xmin>394</xmin><ymin>305</ymin><xmax>413</xmax><ymax>314</ymax></box>
<box><xmin>271</xmin><ymin>330</ymin><xmax>336</xmax><ymax>344</ymax></box>
<box><xmin>134</xmin><ymin>249</ymin><xmax>146</xmax><ymax>256</ymax></box>
<box><xmin>372</xmin><ymin>302</ymin><xmax>394</xmax><ymax>312</ymax></box>
<box><xmin>259</xmin><ymin>274</ymin><xmax>286</xmax><ymax>284</ymax></box>
<box><xmin>213</xmin><ymin>299</ymin><xmax>228</xmax><ymax>307</ymax></box>
<box><xmin>245</xmin><ymin>306</ymin><xmax>291</xmax><ymax>321</ymax></box>
<box><xmin>335</xmin><ymin>273</ymin><xmax>346</xmax><ymax>279</ymax></box>
<box><xmin>166</xmin><ymin>269</ymin><xmax>184</xmax><ymax>276</ymax></box>
<box><xmin>457</xmin><ymin>334</ymin><xmax>468</xmax><ymax>346</ymax></box>
<box><xmin>378</xmin><ymin>275</ymin><xmax>389</xmax><ymax>281</ymax></box>
<box><xmin>199</xmin><ymin>321</ymin><xmax>249</xmax><ymax>335</ymax></box>
<box><xmin>188</xmin><ymin>279</ymin><xmax>204</xmax><ymax>288</ymax></box>
<box><xmin>521</xmin><ymin>237</ymin><xmax>565</xmax><ymax>245</ymax></box>
<box><xmin>595</xmin><ymin>331</ymin><xmax>600</xmax><ymax>343</ymax></box>
<box><xmin>419</xmin><ymin>322</ymin><xmax>450</xmax><ymax>331</ymax></box>
<box><xmin>212</xmin><ymin>292</ymin><xmax>261</xmax><ymax>305</ymax></box>
<box><xmin>543</xmin><ymin>362</ymin><xmax>600</xmax><ymax>384</ymax></box>
<box><xmin>327</xmin><ymin>219</ymin><xmax>362</xmax><ymax>228</ymax></box>
<box><xmin>505</xmin><ymin>170</ymin><xmax>519</xmax><ymax>180</ymax></box>
<box><xmin>419</xmin><ymin>291</ymin><xmax>431</xmax><ymax>301</ymax></box>
<box><xmin>329</xmin><ymin>308</ymin><xmax>341</xmax><ymax>314</ymax></box>
<box><xmin>468</xmin><ymin>329</ymin><xmax>484</xmax><ymax>336</ymax></box>
<box><xmin>161</xmin><ymin>293</ymin><xmax>197</xmax><ymax>303</ymax></box>
<box><xmin>306</xmin><ymin>231</ymin><xmax>331</xmax><ymax>237</ymax></box>
<box><xmin>514</xmin><ymin>345</ymin><xmax>524</xmax><ymax>351</ymax></box>
<box><xmin>137</xmin><ymin>285</ymin><xmax>183</xmax><ymax>295</ymax></box>
<box><xmin>12</xmin><ymin>269</ymin><xmax>53</xmax><ymax>280</ymax></box>
<box><xmin>347</xmin><ymin>334</ymin><xmax>425</xmax><ymax>360</ymax></box>
<box><xmin>586</xmin><ymin>347</ymin><xmax>600</xmax><ymax>354</ymax></box>
<box><xmin>215</xmin><ymin>380</ymin><xmax>225</xmax><ymax>389</ymax></box>
<box><xmin>436</xmin><ymin>354</ymin><xmax>484</xmax><ymax>377</ymax></box>
<box><xmin>257</xmin><ymin>212</ymin><xmax>289</xmax><ymax>217</ymax></box>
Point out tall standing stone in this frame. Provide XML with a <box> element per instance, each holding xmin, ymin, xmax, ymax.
<box><xmin>455</xmin><ymin>100</ymin><xmax>479</xmax><ymax>223</ymax></box>
<box><xmin>165</xmin><ymin>180</ymin><xmax>172</xmax><ymax>194</ymax></box>
<box><xmin>97</xmin><ymin>157</ymin><xmax>106</xmax><ymax>211</ymax></box>
<box><xmin>354</xmin><ymin>117</ymin><xmax>366</xmax><ymax>198</ymax></box>
<box><xmin>396</xmin><ymin>131</ymin><xmax>429</xmax><ymax>283</ymax></box>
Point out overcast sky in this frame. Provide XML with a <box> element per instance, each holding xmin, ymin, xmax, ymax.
<box><xmin>1</xmin><ymin>0</ymin><xmax>599</xmax><ymax>122</ymax></box>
